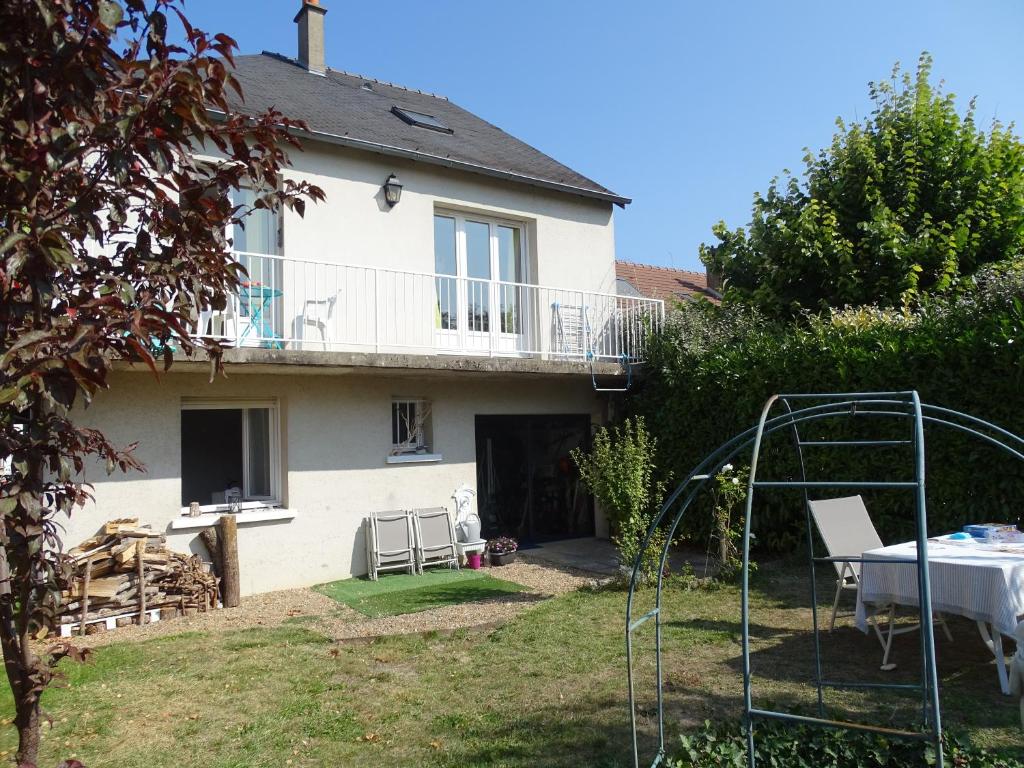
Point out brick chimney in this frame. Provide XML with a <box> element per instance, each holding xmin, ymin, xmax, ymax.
<box><xmin>294</xmin><ymin>0</ymin><xmax>327</xmax><ymax>74</ymax></box>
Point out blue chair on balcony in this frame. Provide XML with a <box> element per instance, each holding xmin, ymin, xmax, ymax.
<box><xmin>238</xmin><ymin>282</ymin><xmax>284</xmax><ymax>349</ymax></box>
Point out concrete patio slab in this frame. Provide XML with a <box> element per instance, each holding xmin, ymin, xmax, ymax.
<box><xmin>523</xmin><ymin>537</ymin><xmax>719</xmax><ymax>578</ymax></box>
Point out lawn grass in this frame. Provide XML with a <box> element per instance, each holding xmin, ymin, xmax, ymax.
<box><xmin>1</xmin><ymin>565</ymin><xmax>1019</xmax><ymax>767</ymax></box>
<box><xmin>314</xmin><ymin>569</ymin><xmax>525</xmax><ymax>617</ymax></box>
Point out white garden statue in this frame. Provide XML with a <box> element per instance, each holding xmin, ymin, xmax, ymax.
<box><xmin>451</xmin><ymin>484</ymin><xmax>481</xmax><ymax>543</ymax></box>
<box><xmin>1010</xmin><ymin>620</ymin><xmax>1024</xmax><ymax>729</ymax></box>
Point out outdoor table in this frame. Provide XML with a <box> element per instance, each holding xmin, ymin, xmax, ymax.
<box><xmin>855</xmin><ymin>536</ymin><xmax>1024</xmax><ymax>694</ymax></box>
<box><xmin>238</xmin><ymin>282</ymin><xmax>284</xmax><ymax>349</ymax></box>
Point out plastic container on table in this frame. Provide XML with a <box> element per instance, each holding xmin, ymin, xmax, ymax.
<box><xmin>963</xmin><ymin>523</ymin><xmax>1016</xmax><ymax>540</ymax></box>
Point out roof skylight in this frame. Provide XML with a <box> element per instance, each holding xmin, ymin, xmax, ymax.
<box><xmin>391</xmin><ymin>106</ymin><xmax>453</xmax><ymax>134</ymax></box>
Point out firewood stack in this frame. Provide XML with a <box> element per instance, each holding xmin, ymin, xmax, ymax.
<box><xmin>57</xmin><ymin>518</ymin><xmax>219</xmax><ymax>635</ymax></box>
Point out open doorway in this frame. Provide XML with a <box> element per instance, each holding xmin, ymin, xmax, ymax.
<box><xmin>474</xmin><ymin>414</ymin><xmax>593</xmax><ymax>543</ymax></box>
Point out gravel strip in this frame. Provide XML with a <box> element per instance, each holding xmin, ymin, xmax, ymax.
<box><xmin>50</xmin><ymin>587</ymin><xmax>344</xmax><ymax>650</ymax></box>
<box><xmin>50</xmin><ymin>554</ymin><xmax>596</xmax><ymax>650</ymax></box>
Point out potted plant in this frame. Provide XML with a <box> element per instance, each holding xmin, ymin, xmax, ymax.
<box><xmin>487</xmin><ymin>536</ymin><xmax>518</xmax><ymax>566</ymax></box>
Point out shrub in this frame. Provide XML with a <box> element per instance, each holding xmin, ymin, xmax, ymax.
<box><xmin>634</xmin><ymin>263</ymin><xmax>1024</xmax><ymax>554</ymax></box>
<box><xmin>710</xmin><ymin>464</ymin><xmax>749</xmax><ymax>582</ymax></box>
<box><xmin>571</xmin><ymin>417</ymin><xmax>669</xmax><ymax>584</ymax></box>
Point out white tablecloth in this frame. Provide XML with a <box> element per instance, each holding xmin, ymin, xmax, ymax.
<box><xmin>855</xmin><ymin>539</ymin><xmax>1024</xmax><ymax>637</ymax></box>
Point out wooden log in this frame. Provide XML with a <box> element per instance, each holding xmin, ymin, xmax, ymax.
<box><xmin>79</xmin><ymin>557</ymin><xmax>92</xmax><ymax>637</ymax></box>
<box><xmin>102</xmin><ymin>518</ymin><xmax>139</xmax><ymax>535</ymax></box>
<box><xmin>70</xmin><ymin>536</ymin><xmax>114</xmax><ymax>557</ymax></box>
<box><xmin>136</xmin><ymin>540</ymin><xmax>146</xmax><ymax>624</ymax></box>
<box><xmin>110</xmin><ymin>540</ymin><xmax>136</xmax><ymax>564</ymax></box>
<box><xmin>198</xmin><ymin>528</ymin><xmax>221</xmax><ymax>576</ymax></box>
<box><xmin>86</xmin><ymin>558</ymin><xmax>118</xmax><ymax>578</ymax></box>
<box><xmin>67</xmin><ymin>573</ymin><xmax>139</xmax><ymax>600</ymax></box>
<box><xmin>217</xmin><ymin>515</ymin><xmax>240</xmax><ymax>608</ymax></box>
<box><xmin>160</xmin><ymin>607</ymin><xmax>179</xmax><ymax>621</ymax></box>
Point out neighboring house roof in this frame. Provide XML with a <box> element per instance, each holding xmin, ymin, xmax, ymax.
<box><xmin>225</xmin><ymin>53</ymin><xmax>629</xmax><ymax>206</ymax></box>
<box><xmin>615</xmin><ymin>261</ymin><xmax>721</xmax><ymax>303</ymax></box>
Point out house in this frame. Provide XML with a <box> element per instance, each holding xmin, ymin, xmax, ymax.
<box><xmin>616</xmin><ymin>260</ymin><xmax>721</xmax><ymax>304</ymax></box>
<box><xmin>65</xmin><ymin>0</ymin><xmax>663</xmax><ymax>595</ymax></box>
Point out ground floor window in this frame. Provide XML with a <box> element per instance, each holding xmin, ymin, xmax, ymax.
<box><xmin>391</xmin><ymin>398</ymin><xmax>433</xmax><ymax>455</ymax></box>
<box><xmin>180</xmin><ymin>399</ymin><xmax>279</xmax><ymax>507</ymax></box>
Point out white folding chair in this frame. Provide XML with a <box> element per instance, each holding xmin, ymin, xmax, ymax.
<box><xmin>365</xmin><ymin>510</ymin><xmax>416</xmax><ymax>581</ymax></box>
<box><xmin>807</xmin><ymin>496</ymin><xmax>883</xmax><ymax>631</ymax></box>
<box><xmin>808</xmin><ymin>495</ymin><xmax>952</xmax><ymax>669</ymax></box>
<box><xmin>412</xmin><ymin>507</ymin><xmax>460</xmax><ymax>573</ymax></box>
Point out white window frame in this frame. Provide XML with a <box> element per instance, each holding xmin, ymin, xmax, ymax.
<box><xmin>390</xmin><ymin>397</ymin><xmax>433</xmax><ymax>455</ymax></box>
<box><xmin>229</xmin><ymin>183</ymin><xmax>283</xmax><ymax>257</ymax></box>
<box><xmin>434</xmin><ymin>209</ymin><xmax>530</xmax><ymax>287</ymax></box>
<box><xmin>180</xmin><ymin>398</ymin><xmax>282</xmax><ymax>509</ymax></box>
<box><xmin>433</xmin><ymin>210</ymin><xmax>530</xmax><ymax>352</ymax></box>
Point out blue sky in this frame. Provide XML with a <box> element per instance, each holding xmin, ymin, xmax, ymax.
<box><xmin>175</xmin><ymin>1</ymin><xmax>1024</xmax><ymax>271</ymax></box>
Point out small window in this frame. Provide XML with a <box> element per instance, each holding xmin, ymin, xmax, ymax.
<box><xmin>391</xmin><ymin>106</ymin><xmax>453</xmax><ymax>134</ymax></box>
<box><xmin>391</xmin><ymin>398</ymin><xmax>433</xmax><ymax>455</ymax></box>
<box><xmin>180</xmin><ymin>400</ymin><xmax>280</xmax><ymax>507</ymax></box>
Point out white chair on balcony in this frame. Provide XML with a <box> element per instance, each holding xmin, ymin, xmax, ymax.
<box><xmin>196</xmin><ymin>301</ymin><xmax>239</xmax><ymax>343</ymax></box>
<box><xmin>303</xmin><ymin>291</ymin><xmax>341</xmax><ymax>350</ymax></box>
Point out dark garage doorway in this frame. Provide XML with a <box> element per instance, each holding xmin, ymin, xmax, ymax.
<box><xmin>475</xmin><ymin>414</ymin><xmax>594</xmax><ymax>543</ymax></box>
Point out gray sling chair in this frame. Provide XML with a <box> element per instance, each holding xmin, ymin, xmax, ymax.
<box><xmin>807</xmin><ymin>495</ymin><xmax>952</xmax><ymax>670</ymax></box>
<box><xmin>366</xmin><ymin>511</ymin><xmax>417</xmax><ymax>581</ymax></box>
<box><xmin>413</xmin><ymin>507</ymin><xmax>460</xmax><ymax>572</ymax></box>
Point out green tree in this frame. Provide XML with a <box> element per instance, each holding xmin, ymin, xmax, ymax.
<box><xmin>701</xmin><ymin>53</ymin><xmax>1024</xmax><ymax>316</ymax></box>
<box><xmin>0</xmin><ymin>1</ymin><xmax>323</xmax><ymax>763</ymax></box>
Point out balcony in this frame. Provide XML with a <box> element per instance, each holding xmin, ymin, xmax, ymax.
<box><xmin>196</xmin><ymin>252</ymin><xmax>664</xmax><ymax>366</ymax></box>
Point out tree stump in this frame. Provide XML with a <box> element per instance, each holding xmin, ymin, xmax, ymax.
<box><xmin>218</xmin><ymin>515</ymin><xmax>240</xmax><ymax>608</ymax></box>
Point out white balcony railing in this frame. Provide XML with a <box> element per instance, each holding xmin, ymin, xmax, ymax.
<box><xmin>196</xmin><ymin>251</ymin><xmax>664</xmax><ymax>363</ymax></box>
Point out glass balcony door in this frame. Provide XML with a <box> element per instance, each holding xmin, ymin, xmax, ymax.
<box><xmin>433</xmin><ymin>213</ymin><xmax>526</xmax><ymax>354</ymax></box>
<box><xmin>231</xmin><ymin>186</ymin><xmax>283</xmax><ymax>347</ymax></box>
<box><xmin>433</xmin><ymin>215</ymin><xmax>460</xmax><ymax>350</ymax></box>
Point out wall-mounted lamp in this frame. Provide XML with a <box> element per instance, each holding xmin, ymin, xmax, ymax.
<box><xmin>383</xmin><ymin>173</ymin><xmax>403</xmax><ymax>207</ymax></box>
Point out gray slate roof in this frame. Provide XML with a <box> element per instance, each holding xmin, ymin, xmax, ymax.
<box><xmin>226</xmin><ymin>53</ymin><xmax>628</xmax><ymax>206</ymax></box>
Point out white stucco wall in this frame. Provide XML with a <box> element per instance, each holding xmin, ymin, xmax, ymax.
<box><xmin>254</xmin><ymin>139</ymin><xmax>619</xmax><ymax>296</ymax></box>
<box><xmin>64</xmin><ymin>370</ymin><xmax>604</xmax><ymax>595</ymax></box>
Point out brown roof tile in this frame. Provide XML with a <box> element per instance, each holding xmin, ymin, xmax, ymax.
<box><xmin>615</xmin><ymin>261</ymin><xmax>720</xmax><ymax>303</ymax></box>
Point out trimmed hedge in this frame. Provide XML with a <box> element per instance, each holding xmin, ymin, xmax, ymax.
<box><xmin>634</xmin><ymin>264</ymin><xmax>1024</xmax><ymax>553</ymax></box>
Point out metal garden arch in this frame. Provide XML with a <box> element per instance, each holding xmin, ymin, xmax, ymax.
<box><xmin>625</xmin><ymin>391</ymin><xmax>1024</xmax><ymax>768</ymax></box>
